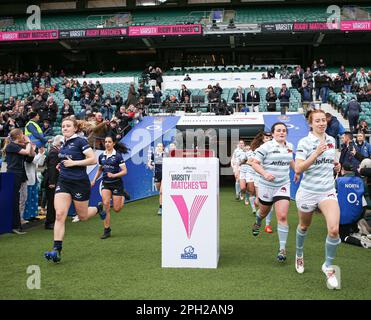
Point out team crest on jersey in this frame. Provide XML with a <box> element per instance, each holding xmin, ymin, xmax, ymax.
<box><xmin>287</xmin><ymin>149</ymin><xmax>293</xmax><ymax>153</ymax></box>
<box><xmin>327</xmin><ymin>143</ymin><xmax>334</xmax><ymax>149</ymax></box>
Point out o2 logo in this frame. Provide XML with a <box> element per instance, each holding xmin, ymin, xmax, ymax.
<box><xmin>326</xmin><ymin>5</ymin><xmax>341</xmax><ymax>30</ymax></box>
<box><xmin>347</xmin><ymin>192</ymin><xmax>360</xmax><ymax>206</ymax></box>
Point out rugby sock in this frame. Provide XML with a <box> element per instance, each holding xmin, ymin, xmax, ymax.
<box><xmin>265</xmin><ymin>209</ymin><xmax>273</xmax><ymax>226</ymax></box>
<box><xmin>53</xmin><ymin>240</ymin><xmax>63</xmax><ymax>253</ymax></box>
<box><xmin>296</xmin><ymin>226</ymin><xmax>307</xmax><ymax>257</ymax></box>
<box><xmin>249</xmin><ymin>197</ymin><xmax>256</xmax><ymax>212</ymax></box>
<box><xmin>235</xmin><ymin>182</ymin><xmax>240</xmax><ymax>197</ymax></box>
<box><xmin>325</xmin><ymin>236</ymin><xmax>341</xmax><ymax>267</ymax></box>
<box><xmin>255</xmin><ymin>210</ymin><xmax>263</xmax><ymax>225</ymax></box>
<box><xmin>277</xmin><ymin>224</ymin><xmax>289</xmax><ymax>251</ymax></box>
<box><xmin>159</xmin><ymin>205</ymin><xmax>162</xmax><ymax>209</ymax></box>
<box><xmin>245</xmin><ymin>192</ymin><xmax>249</xmax><ymax>201</ymax></box>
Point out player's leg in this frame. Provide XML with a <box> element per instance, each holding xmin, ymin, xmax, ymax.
<box><xmin>274</xmin><ymin>198</ymin><xmax>290</xmax><ymax>262</ymax></box>
<box><xmin>247</xmin><ymin>181</ymin><xmax>256</xmax><ymax>214</ymax></box>
<box><xmin>100</xmin><ymin>189</ymin><xmax>113</xmax><ymax>239</ymax></box>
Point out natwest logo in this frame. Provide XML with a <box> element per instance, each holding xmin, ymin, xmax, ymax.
<box><xmin>171</xmin><ymin>195</ymin><xmax>208</xmax><ymax>239</ymax></box>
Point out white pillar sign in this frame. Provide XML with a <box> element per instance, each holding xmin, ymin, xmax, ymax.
<box><xmin>162</xmin><ymin>156</ymin><xmax>219</xmax><ymax>268</ymax></box>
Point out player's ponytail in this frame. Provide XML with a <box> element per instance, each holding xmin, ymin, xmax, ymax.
<box><xmin>106</xmin><ymin>135</ymin><xmax>129</xmax><ymax>154</ymax></box>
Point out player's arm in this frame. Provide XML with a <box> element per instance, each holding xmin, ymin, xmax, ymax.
<box><xmin>251</xmin><ymin>159</ymin><xmax>275</xmax><ymax>181</ymax></box>
<box><xmin>63</xmin><ymin>148</ymin><xmax>97</xmax><ymax>167</ymax></box>
<box><xmin>108</xmin><ymin>163</ymin><xmax>127</xmax><ymax>179</ymax></box>
<box><xmin>91</xmin><ymin>165</ymin><xmax>103</xmax><ymax>186</ymax></box>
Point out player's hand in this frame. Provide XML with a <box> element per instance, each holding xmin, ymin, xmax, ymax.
<box><xmin>56</xmin><ymin>163</ymin><xmax>61</xmax><ymax>171</ymax></box>
<box><xmin>334</xmin><ymin>162</ymin><xmax>341</xmax><ymax>174</ymax></box>
<box><xmin>315</xmin><ymin>141</ymin><xmax>327</xmax><ymax>157</ymax></box>
<box><xmin>48</xmin><ymin>184</ymin><xmax>55</xmax><ymax>189</ymax></box>
<box><xmin>294</xmin><ymin>173</ymin><xmax>301</xmax><ymax>183</ymax></box>
<box><xmin>62</xmin><ymin>158</ymin><xmax>75</xmax><ymax>167</ymax></box>
<box><xmin>263</xmin><ymin>172</ymin><xmax>275</xmax><ymax>181</ymax></box>
<box><xmin>107</xmin><ymin>172</ymin><xmax>115</xmax><ymax>178</ymax></box>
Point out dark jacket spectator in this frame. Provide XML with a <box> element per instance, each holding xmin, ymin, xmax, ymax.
<box><xmin>40</xmin><ymin>97</ymin><xmax>58</xmax><ymax>123</ymax></box>
<box><xmin>290</xmin><ymin>72</ymin><xmax>301</xmax><ymax>89</ymax></box>
<box><xmin>325</xmin><ymin>114</ymin><xmax>340</xmax><ymax>139</ymax></box>
<box><xmin>179</xmin><ymin>85</ymin><xmax>192</xmax><ymax>103</ymax></box>
<box><xmin>332</xmin><ymin>76</ymin><xmax>344</xmax><ymax>93</ymax></box>
<box><xmin>113</xmin><ymin>92</ymin><xmax>123</xmax><ymax>106</ymax></box>
<box><xmin>60</xmin><ymin>100</ymin><xmax>75</xmax><ymax>119</ymax></box>
<box><xmin>278</xmin><ymin>85</ymin><xmax>290</xmax><ymax>106</ymax></box>
<box><xmin>63</xmin><ymin>83</ymin><xmax>73</xmax><ymax>101</ymax></box>
<box><xmin>80</xmin><ymin>94</ymin><xmax>91</xmax><ymax>109</ymax></box>
<box><xmin>126</xmin><ymin>84</ymin><xmax>138</xmax><ymax>107</ymax></box>
<box><xmin>299</xmin><ymin>83</ymin><xmax>313</xmax><ymax>102</ymax></box>
<box><xmin>246</xmin><ymin>86</ymin><xmax>260</xmax><ymax>110</ymax></box>
<box><xmin>208</xmin><ymin>87</ymin><xmax>221</xmax><ymax>104</ymax></box>
<box><xmin>265</xmin><ymin>87</ymin><xmax>277</xmax><ymax>112</ymax></box>
<box><xmin>345</xmin><ymin>98</ymin><xmax>362</xmax><ymax>132</ymax></box>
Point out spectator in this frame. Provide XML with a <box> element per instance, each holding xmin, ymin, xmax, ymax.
<box><xmin>44</xmin><ymin>135</ymin><xmax>63</xmax><ymax>230</ymax></box>
<box><xmin>88</xmin><ymin>80</ymin><xmax>96</xmax><ymax>96</ymax></box>
<box><xmin>25</xmin><ymin>111</ymin><xmax>48</xmax><ymax>148</ymax></box>
<box><xmin>101</xmin><ymin>99</ymin><xmax>115</xmax><ymax>120</ymax></box>
<box><xmin>80</xmin><ymin>81</ymin><xmax>90</xmax><ymax>97</ymax></box>
<box><xmin>156</xmin><ymin>67</ymin><xmax>163</xmax><ymax>89</ymax></box>
<box><xmin>356</xmin><ymin>88</ymin><xmax>367</xmax><ymax>103</ymax></box>
<box><xmin>338</xmin><ymin>65</ymin><xmax>346</xmax><ymax>79</ymax></box>
<box><xmin>339</xmin><ymin>132</ymin><xmax>358</xmax><ymax>173</ymax></box>
<box><xmin>31</xmin><ymin>95</ymin><xmax>44</xmax><ymax>113</ymax></box>
<box><xmin>332</xmin><ymin>74</ymin><xmax>344</xmax><ymax>93</ymax></box>
<box><xmin>311</xmin><ymin>60</ymin><xmax>319</xmax><ymax>73</ymax></box>
<box><xmin>265</xmin><ymin>86</ymin><xmax>277</xmax><ymax>112</ymax></box>
<box><xmin>267</xmin><ymin>67</ymin><xmax>276</xmax><ymax>79</ymax></box>
<box><xmin>261</xmin><ymin>73</ymin><xmax>268</xmax><ymax>80</ymax></box>
<box><xmin>40</xmin><ymin>96</ymin><xmax>58</xmax><ymax>125</ymax></box>
<box><xmin>80</xmin><ymin>92</ymin><xmax>92</xmax><ymax>110</ymax></box>
<box><xmin>350</xmin><ymin>68</ymin><xmax>358</xmax><ymax>84</ymax></box>
<box><xmin>72</xmin><ymin>82</ymin><xmax>81</xmax><ymax>101</ymax></box>
<box><xmin>215</xmin><ymin>83</ymin><xmax>223</xmax><ymax>94</ymax></box>
<box><xmin>290</xmin><ymin>70</ymin><xmax>301</xmax><ymax>89</ymax></box>
<box><xmin>279</xmin><ymin>65</ymin><xmax>290</xmax><ymax>79</ymax></box>
<box><xmin>356</xmin><ymin>120</ymin><xmax>370</xmax><ymax>135</ymax></box>
<box><xmin>354</xmin><ymin>132</ymin><xmax>371</xmax><ymax>160</ymax></box>
<box><xmin>126</xmin><ymin>83</ymin><xmax>138</xmax><ymax>106</ymax></box>
<box><xmin>95</xmin><ymin>81</ymin><xmax>104</xmax><ymax>96</ymax></box>
<box><xmin>180</xmin><ymin>95</ymin><xmax>193</xmax><ymax>113</ymax></box>
<box><xmin>184</xmin><ymin>74</ymin><xmax>191</xmax><ymax>81</ymax></box>
<box><xmin>153</xmin><ymin>86</ymin><xmax>162</xmax><ymax>104</ymax></box>
<box><xmin>60</xmin><ymin>99</ymin><xmax>75</xmax><ymax>119</ymax></box>
<box><xmin>246</xmin><ymin>85</ymin><xmax>260</xmax><ymax>112</ymax></box>
<box><xmin>90</xmin><ymin>94</ymin><xmax>102</xmax><ymax>112</ymax></box>
<box><xmin>318</xmin><ymin>58</ymin><xmax>326</xmax><ymax>72</ymax></box>
<box><xmin>107</xmin><ymin>119</ymin><xmax>121</xmax><ymax>141</ymax></box>
<box><xmin>320</xmin><ymin>71</ymin><xmax>332</xmax><ymax>103</ymax></box>
<box><xmin>344</xmin><ymin>97</ymin><xmax>362</xmax><ymax>133</ymax></box>
<box><xmin>314</xmin><ymin>72</ymin><xmax>322</xmax><ymax>101</ymax></box>
<box><xmin>113</xmin><ymin>91</ymin><xmax>123</xmax><ymax>107</ymax></box>
<box><xmin>325</xmin><ymin>112</ymin><xmax>341</xmax><ymax>140</ymax></box>
<box><xmin>204</xmin><ymin>84</ymin><xmax>213</xmax><ymax>95</ymax></box>
<box><xmin>303</xmin><ymin>67</ymin><xmax>313</xmax><ymax>89</ymax></box>
<box><xmin>3</xmin><ymin>129</ymin><xmax>33</xmax><ymax>234</ymax></box>
<box><xmin>23</xmin><ymin>145</ymin><xmax>46</xmax><ymax>220</ymax></box>
<box><xmin>63</xmin><ymin>82</ymin><xmax>73</xmax><ymax>101</ymax></box>
<box><xmin>299</xmin><ymin>80</ymin><xmax>313</xmax><ymax>113</ymax></box>
<box><xmin>31</xmin><ymin>72</ymin><xmax>40</xmax><ymax>89</ymax></box>
<box><xmin>179</xmin><ymin>84</ymin><xmax>191</xmax><ymax>103</ymax></box>
<box><xmin>343</xmin><ymin>72</ymin><xmax>352</xmax><ymax>93</ymax></box>
<box><xmin>357</xmin><ymin>68</ymin><xmax>368</xmax><ymax>89</ymax></box>
<box><xmin>41</xmin><ymin>120</ymin><xmax>53</xmax><ymax>137</ymax></box>
<box><xmin>232</xmin><ymin>86</ymin><xmax>246</xmax><ymax>111</ymax></box>
<box><xmin>208</xmin><ymin>86</ymin><xmax>221</xmax><ymax>105</ymax></box>
<box><xmin>87</xmin><ymin>112</ymin><xmax>110</xmax><ymax>150</ymax></box>
<box><xmin>278</xmin><ymin>83</ymin><xmax>290</xmax><ymax>114</ymax></box>
<box><xmin>38</xmin><ymin>86</ymin><xmax>49</xmax><ymax>102</ymax></box>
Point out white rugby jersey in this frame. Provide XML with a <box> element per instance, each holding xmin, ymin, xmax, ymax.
<box><xmin>296</xmin><ymin>132</ymin><xmax>336</xmax><ymax>194</ymax></box>
<box><xmin>239</xmin><ymin>149</ymin><xmax>253</xmax><ymax>173</ymax></box>
<box><xmin>232</xmin><ymin>147</ymin><xmax>244</xmax><ymax>166</ymax></box>
<box><xmin>253</xmin><ymin>139</ymin><xmax>294</xmax><ymax>188</ymax></box>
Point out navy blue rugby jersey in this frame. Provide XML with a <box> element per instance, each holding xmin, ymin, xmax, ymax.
<box><xmin>59</xmin><ymin>134</ymin><xmax>92</xmax><ymax>181</ymax></box>
<box><xmin>98</xmin><ymin>149</ymin><xmax>126</xmax><ymax>183</ymax></box>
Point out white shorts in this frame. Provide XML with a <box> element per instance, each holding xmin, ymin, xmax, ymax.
<box><xmin>232</xmin><ymin>164</ymin><xmax>239</xmax><ymax>175</ymax></box>
<box><xmin>258</xmin><ymin>182</ymin><xmax>291</xmax><ymax>204</ymax></box>
<box><xmin>240</xmin><ymin>170</ymin><xmax>254</xmax><ymax>183</ymax></box>
<box><xmin>295</xmin><ymin>188</ymin><xmax>338</xmax><ymax>213</ymax></box>
<box><xmin>253</xmin><ymin>174</ymin><xmax>260</xmax><ymax>187</ymax></box>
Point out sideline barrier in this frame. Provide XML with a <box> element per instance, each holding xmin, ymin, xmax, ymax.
<box><xmin>0</xmin><ymin>173</ymin><xmax>14</xmax><ymax>234</ymax></box>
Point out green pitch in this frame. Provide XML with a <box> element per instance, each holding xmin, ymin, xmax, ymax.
<box><xmin>0</xmin><ymin>187</ymin><xmax>370</xmax><ymax>299</ymax></box>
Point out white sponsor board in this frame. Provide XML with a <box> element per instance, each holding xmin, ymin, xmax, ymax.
<box><xmin>162</xmin><ymin>157</ymin><xmax>219</xmax><ymax>268</ymax></box>
<box><xmin>177</xmin><ymin>113</ymin><xmax>264</xmax><ymax>127</ymax></box>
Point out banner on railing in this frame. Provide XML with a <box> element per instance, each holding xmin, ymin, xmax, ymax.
<box><xmin>261</xmin><ymin>21</ymin><xmax>340</xmax><ymax>32</ymax></box>
<box><xmin>341</xmin><ymin>20</ymin><xmax>371</xmax><ymax>31</ymax></box>
<box><xmin>59</xmin><ymin>27</ymin><xmax>127</xmax><ymax>39</ymax></box>
<box><xmin>128</xmin><ymin>24</ymin><xmax>202</xmax><ymax>36</ymax></box>
<box><xmin>0</xmin><ymin>29</ymin><xmax>58</xmax><ymax>41</ymax></box>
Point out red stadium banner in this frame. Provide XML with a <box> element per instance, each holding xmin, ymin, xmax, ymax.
<box><xmin>128</xmin><ymin>24</ymin><xmax>202</xmax><ymax>36</ymax></box>
<box><xmin>170</xmin><ymin>149</ymin><xmax>215</xmax><ymax>158</ymax></box>
<box><xmin>341</xmin><ymin>20</ymin><xmax>371</xmax><ymax>31</ymax></box>
<box><xmin>0</xmin><ymin>29</ymin><xmax>58</xmax><ymax>41</ymax></box>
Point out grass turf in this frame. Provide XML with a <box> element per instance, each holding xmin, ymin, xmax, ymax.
<box><xmin>0</xmin><ymin>186</ymin><xmax>370</xmax><ymax>300</ymax></box>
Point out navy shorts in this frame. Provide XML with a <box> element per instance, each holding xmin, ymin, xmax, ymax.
<box><xmin>101</xmin><ymin>180</ymin><xmax>124</xmax><ymax>196</ymax></box>
<box><xmin>55</xmin><ymin>177</ymin><xmax>91</xmax><ymax>201</ymax></box>
<box><xmin>154</xmin><ymin>169</ymin><xmax>162</xmax><ymax>183</ymax></box>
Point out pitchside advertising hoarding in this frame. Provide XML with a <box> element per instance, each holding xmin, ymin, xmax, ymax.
<box><xmin>162</xmin><ymin>157</ymin><xmax>219</xmax><ymax>268</ymax></box>
<box><xmin>261</xmin><ymin>22</ymin><xmax>339</xmax><ymax>32</ymax></box>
